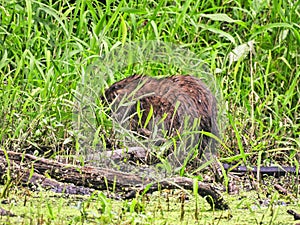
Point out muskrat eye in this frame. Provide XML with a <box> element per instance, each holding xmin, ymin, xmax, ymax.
<box><xmin>110</xmin><ymin>84</ymin><xmax>119</xmax><ymax>91</ymax></box>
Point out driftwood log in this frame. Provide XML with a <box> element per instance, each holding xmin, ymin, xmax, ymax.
<box><xmin>89</xmin><ymin>147</ymin><xmax>300</xmax><ymax>177</ymax></box>
<box><xmin>0</xmin><ymin>150</ymin><xmax>229</xmax><ymax>210</ymax></box>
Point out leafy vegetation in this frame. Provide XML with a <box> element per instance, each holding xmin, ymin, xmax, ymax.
<box><xmin>0</xmin><ymin>0</ymin><xmax>299</xmax><ymax>224</ymax></box>
<box><xmin>0</xmin><ymin>186</ymin><xmax>299</xmax><ymax>224</ymax></box>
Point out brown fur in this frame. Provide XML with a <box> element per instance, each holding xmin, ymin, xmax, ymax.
<box><xmin>104</xmin><ymin>74</ymin><xmax>219</xmax><ymax>161</ymax></box>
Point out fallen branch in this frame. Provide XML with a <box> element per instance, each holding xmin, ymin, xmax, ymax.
<box><xmin>84</xmin><ymin>146</ymin><xmax>149</xmax><ymax>163</ymax></box>
<box><xmin>0</xmin><ymin>150</ymin><xmax>229</xmax><ymax>210</ymax></box>
<box><xmin>287</xmin><ymin>210</ymin><xmax>300</xmax><ymax>220</ymax></box>
<box><xmin>0</xmin><ymin>152</ymin><xmax>95</xmax><ymax>195</ymax></box>
<box><xmin>223</xmin><ymin>163</ymin><xmax>300</xmax><ymax>177</ymax></box>
<box><xmin>88</xmin><ymin>148</ymin><xmax>300</xmax><ymax>178</ymax></box>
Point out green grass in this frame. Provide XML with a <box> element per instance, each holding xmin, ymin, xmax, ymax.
<box><xmin>0</xmin><ymin>0</ymin><xmax>299</xmax><ymax>223</ymax></box>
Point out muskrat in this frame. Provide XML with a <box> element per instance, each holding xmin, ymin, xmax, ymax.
<box><xmin>103</xmin><ymin>74</ymin><xmax>219</xmax><ymax>165</ymax></box>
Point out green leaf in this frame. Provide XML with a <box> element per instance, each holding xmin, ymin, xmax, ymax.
<box><xmin>143</xmin><ymin>104</ymin><xmax>153</xmax><ymax>128</ymax></box>
<box><xmin>198</xmin><ymin>23</ymin><xmax>236</xmax><ymax>44</ymax></box>
<box><xmin>200</xmin><ymin>13</ymin><xmax>238</xmax><ymax>23</ymax></box>
<box><xmin>120</xmin><ymin>15</ymin><xmax>127</xmax><ymax>45</ymax></box>
<box><xmin>120</xmin><ymin>7</ymin><xmax>147</xmax><ymax>14</ymax></box>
